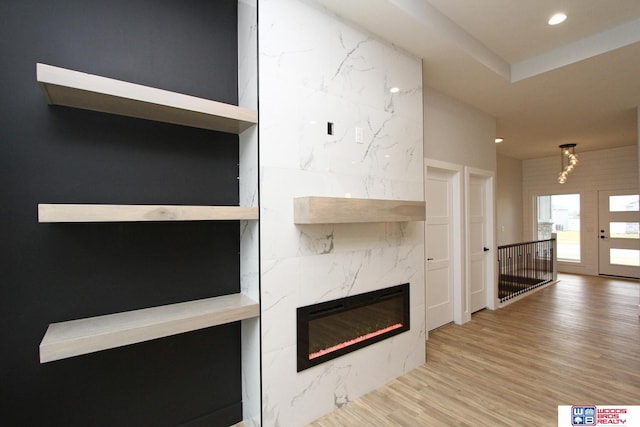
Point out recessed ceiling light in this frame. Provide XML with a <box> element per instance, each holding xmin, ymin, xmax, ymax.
<box><xmin>389</xmin><ymin>87</ymin><xmax>400</xmax><ymax>93</ymax></box>
<box><xmin>495</xmin><ymin>137</ymin><xmax>504</xmax><ymax>143</ymax></box>
<box><xmin>548</xmin><ymin>13</ymin><xmax>567</xmax><ymax>25</ymax></box>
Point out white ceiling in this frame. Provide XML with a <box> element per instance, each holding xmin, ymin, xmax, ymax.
<box><xmin>312</xmin><ymin>0</ymin><xmax>640</xmax><ymax>159</ymax></box>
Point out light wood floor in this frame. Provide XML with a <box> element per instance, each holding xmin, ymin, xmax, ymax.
<box><xmin>309</xmin><ymin>274</ymin><xmax>640</xmax><ymax>426</ymax></box>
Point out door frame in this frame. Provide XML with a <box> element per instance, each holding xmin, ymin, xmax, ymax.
<box><xmin>425</xmin><ymin>159</ymin><xmax>465</xmax><ymax>332</ymax></box>
<box><xmin>465</xmin><ymin>167</ymin><xmax>497</xmax><ymax>312</ymax></box>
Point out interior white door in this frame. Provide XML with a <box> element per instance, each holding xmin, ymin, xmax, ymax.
<box><xmin>598</xmin><ymin>190</ymin><xmax>640</xmax><ymax>278</ymax></box>
<box><xmin>469</xmin><ymin>174</ymin><xmax>488</xmax><ymax>313</ymax></box>
<box><xmin>426</xmin><ymin>168</ymin><xmax>454</xmax><ymax>330</ymax></box>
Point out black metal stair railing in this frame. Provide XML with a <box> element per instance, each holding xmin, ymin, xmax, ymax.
<box><xmin>498</xmin><ymin>238</ymin><xmax>555</xmax><ymax>302</ymax></box>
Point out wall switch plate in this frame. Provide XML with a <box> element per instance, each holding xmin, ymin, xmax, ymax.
<box><xmin>355</xmin><ymin>127</ymin><xmax>363</xmax><ymax>143</ymax></box>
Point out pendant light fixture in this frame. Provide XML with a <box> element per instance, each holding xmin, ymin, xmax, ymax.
<box><xmin>557</xmin><ymin>143</ymin><xmax>578</xmax><ymax>184</ymax></box>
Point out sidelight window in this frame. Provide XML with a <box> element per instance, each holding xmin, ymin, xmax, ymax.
<box><xmin>537</xmin><ymin>194</ymin><xmax>580</xmax><ymax>262</ymax></box>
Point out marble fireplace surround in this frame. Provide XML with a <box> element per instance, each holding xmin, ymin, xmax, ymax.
<box><xmin>258</xmin><ymin>0</ymin><xmax>426</xmax><ymax>424</ymax></box>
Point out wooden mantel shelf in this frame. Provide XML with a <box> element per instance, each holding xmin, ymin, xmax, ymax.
<box><xmin>37</xmin><ymin>63</ymin><xmax>258</xmax><ymax>134</ymax></box>
<box><xmin>40</xmin><ymin>293</ymin><xmax>260</xmax><ymax>363</ymax></box>
<box><xmin>38</xmin><ymin>204</ymin><xmax>258</xmax><ymax>223</ymax></box>
<box><xmin>293</xmin><ymin>197</ymin><xmax>425</xmax><ymax>224</ymax></box>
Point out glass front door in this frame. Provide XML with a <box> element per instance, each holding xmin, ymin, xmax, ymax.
<box><xmin>598</xmin><ymin>190</ymin><xmax>639</xmax><ymax>278</ymax></box>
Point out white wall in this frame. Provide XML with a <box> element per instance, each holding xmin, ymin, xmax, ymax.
<box><xmin>423</xmin><ymin>86</ymin><xmax>496</xmax><ymax>171</ymax></box>
<box><xmin>522</xmin><ymin>145</ymin><xmax>639</xmax><ymax>275</ymax></box>
<box><xmin>497</xmin><ymin>154</ymin><xmax>523</xmax><ymax>245</ymax></box>
<box><xmin>258</xmin><ymin>0</ymin><xmax>425</xmax><ymax>424</ymax></box>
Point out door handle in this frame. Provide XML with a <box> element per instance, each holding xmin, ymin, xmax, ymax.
<box><xmin>427</xmin><ymin>258</ymin><xmax>434</xmax><ymax>261</ymax></box>
<box><xmin>483</xmin><ymin>247</ymin><xmax>490</xmax><ymax>252</ymax></box>
<box><xmin>600</xmin><ymin>235</ymin><xmax>608</xmax><ymax>239</ymax></box>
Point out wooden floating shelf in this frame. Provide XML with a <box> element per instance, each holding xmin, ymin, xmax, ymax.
<box><xmin>38</xmin><ymin>204</ymin><xmax>258</xmax><ymax>223</ymax></box>
<box><xmin>40</xmin><ymin>293</ymin><xmax>260</xmax><ymax>363</ymax></box>
<box><xmin>37</xmin><ymin>63</ymin><xmax>258</xmax><ymax>134</ymax></box>
<box><xmin>293</xmin><ymin>196</ymin><xmax>425</xmax><ymax>224</ymax></box>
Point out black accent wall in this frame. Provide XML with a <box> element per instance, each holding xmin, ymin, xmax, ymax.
<box><xmin>0</xmin><ymin>1</ymin><xmax>243</xmax><ymax>425</ymax></box>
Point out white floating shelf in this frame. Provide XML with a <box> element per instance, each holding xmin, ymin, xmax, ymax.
<box><xmin>40</xmin><ymin>293</ymin><xmax>260</xmax><ymax>363</ymax></box>
<box><xmin>38</xmin><ymin>204</ymin><xmax>259</xmax><ymax>223</ymax></box>
<box><xmin>293</xmin><ymin>196</ymin><xmax>425</xmax><ymax>224</ymax></box>
<box><xmin>37</xmin><ymin>63</ymin><xmax>258</xmax><ymax>134</ymax></box>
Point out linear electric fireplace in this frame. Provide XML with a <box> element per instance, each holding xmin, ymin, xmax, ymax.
<box><xmin>297</xmin><ymin>283</ymin><xmax>410</xmax><ymax>372</ymax></box>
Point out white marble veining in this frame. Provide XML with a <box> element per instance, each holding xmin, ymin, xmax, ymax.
<box><xmin>239</xmin><ymin>0</ymin><xmax>261</xmax><ymax>425</ymax></box>
<box><xmin>259</xmin><ymin>80</ymin><xmax>423</xmax><ymax>185</ymax></box>
<box><xmin>259</xmin><ymin>0</ymin><xmax>425</xmax><ymax>425</ymax></box>
<box><xmin>238</xmin><ymin>0</ymin><xmax>259</xmax><ymax>111</ymax></box>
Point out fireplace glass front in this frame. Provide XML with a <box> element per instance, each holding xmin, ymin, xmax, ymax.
<box><xmin>297</xmin><ymin>283</ymin><xmax>409</xmax><ymax>371</ymax></box>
